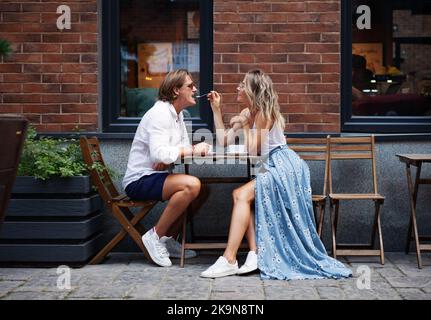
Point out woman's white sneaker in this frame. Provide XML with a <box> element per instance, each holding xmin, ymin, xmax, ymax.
<box><xmin>141</xmin><ymin>228</ymin><xmax>172</xmax><ymax>267</ymax></box>
<box><xmin>200</xmin><ymin>256</ymin><xmax>238</xmax><ymax>278</ymax></box>
<box><xmin>237</xmin><ymin>251</ymin><xmax>258</xmax><ymax>275</ymax></box>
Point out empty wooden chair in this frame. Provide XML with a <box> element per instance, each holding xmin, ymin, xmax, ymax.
<box><xmin>80</xmin><ymin>136</ymin><xmax>157</xmax><ymax>264</ymax></box>
<box><xmin>286</xmin><ymin>136</ymin><xmax>330</xmax><ymax>238</ymax></box>
<box><xmin>328</xmin><ymin>135</ymin><xmax>385</xmax><ymax>264</ymax></box>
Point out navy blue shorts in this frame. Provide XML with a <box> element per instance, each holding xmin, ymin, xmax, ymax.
<box><xmin>125</xmin><ymin>172</ymin><xmax>169</xmax><ymax>201</ymax></box>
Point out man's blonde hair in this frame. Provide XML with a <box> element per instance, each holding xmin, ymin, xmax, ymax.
<box><xmin>158</xmin><ymin>69</ymin><xmax>191</xmax><ymax>103</ymax></box>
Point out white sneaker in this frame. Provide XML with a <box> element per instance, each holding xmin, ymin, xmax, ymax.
<box><xmin>161</xmin><ymin>236</ymin><xmax>197</xmax><ymax>259</ymax></box>
<box><xmin>141</xmin><ymin>228</ymin><xmax>172</xmax><ymax>267</ymax></box>
<box><xmin>200</xmin><ymin>256</ymin><xmax>238</xmax><ymax>278</ymax></box>
<box><xmin>237</xmin><ymin>251</ymin><xmax>258</xmax><ymax>275</ymax></box>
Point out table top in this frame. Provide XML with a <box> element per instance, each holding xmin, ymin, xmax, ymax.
<box><xmin>396</xmin><ymin>154</ymin><xmax>431</xmax><ymax>163</ymax></box>
<box><xmin>181</xmin><ymin>153</ymin><xmax>261</xmax><ymax>161</ymax></box>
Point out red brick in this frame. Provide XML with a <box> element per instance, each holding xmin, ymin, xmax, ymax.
<box><xmin>255</xmin><ymin>54</ymin><xmax>287</xmax><ymax>63</ymax></box>
<box><xmin>0</xmin><ymin>83</ymin><xmax>21</xmax><ymax>93</ymax></box>
<box><xmin>43</xmin><ymin>54</ymin><xmax>80</xmax><ymax>63</ymax></box>
<box><xmin>81</xmin><ymin>74</ymin><xmax>97</xmax><ymax>83</ymax></box>
<box><xmin>23</xmin><ymin>83</ymin><xmax>61</xmax><ymax>93</ymax></box>
<box><xmin>23</xmin><ymin>105</ymin><xmax>61</xmax><ymax>114</ymax></box>
<box><xmin>307</xmin><ymin>83</ymin><xmax>339</xmax><ymax>94</ymax></box>
<box><xmin>42</xmin><ymin>114</ymin><xmax>79</xmax><ymax>124</ymax></box>
<box><xmin>3</xmin><ymin>13</ymin><xmax>41</xmax><ymax>23</ymax></box>
<box><xmin>62</xmin><ymin>44</ymin><xmax>97</xmax><ymax>53</ymax></box>
<box><xmin>222</xmin><ymin>54</ymin><xmax>254</xmax><ymax>64</ymax></box>
<box><xmin>0</xmin><ymin>105</ymin><xmax>23</xmax><ymax>113</ymax></box>
<box><xmin>3</xmin><ymin>94</ymin><xmax>41</xmax><ymax>103</ymax></box>
<box><xmin>0</xmin><ymin>64</ymin><xmax>22</xmax><ymax>73</ymax></box>
<box><xmin>4</xmin><ymin>54</ymin><xmax>42</xmax><ymax>63</ymax></box>
<box><xmin>41</xmin><ymin>94</ymin><xmax>80</xmax><ymax>104</ymax></box>
<box><xmin>63</xmin><ymin>64</ymin><xmax>97</xmax><ymax>73</ymax></box>
<box><xmin>4</xmin><ymin>74</ymin><xmax>41</xmax><ymax>83</ymax></box>
<box><xmin>289</xmin><ymin>114</ymin><xmax>323</xmax><ymax>124</ymax></box>
<box><xmin>62</xmin><ymin>84</ymin><xmax>97</xmax><ymax>94</ymax></box>
<box><xmin>288</xmin><ymin>74</ymin><xmax>321</xmax><ymax>83</ymax></box>
<box><xmin>23</xmin><ymin>43</ymin><xmax>61</xmax><ymax>53</ymax></box>
<box><xmin>43</xmin><ymin>34</ymin><xmax>80</xmax><ymax>43</ymax></box>
<box><xmin>62</xmin><ymin>104</ymin><xmax>97</xmax><ymax>114</ymax></box>
<box><xmin>79</xmin><ymin>114</ymin><xmax>98</xmax><ymax>123</ymax></box>
<box><xmin>81</xmin><ymin>94</ymin><xmax>98</xmax><ymax>103</ymax></box>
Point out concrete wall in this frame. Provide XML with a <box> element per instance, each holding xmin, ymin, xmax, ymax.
<box><xmin>98</xmin><ymin>139</ymin><xmax>431</xmax><ymax>253</ymax></box>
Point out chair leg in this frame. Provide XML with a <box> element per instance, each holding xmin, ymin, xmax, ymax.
<box><xmin>376</xmin><ymin>200</ymin><xmax>385</xmax><ymax>265</ymax></box>
<box><xmin>89</xmin><ymin>205</ymin><xmax>153</xmax><ymax>264</ymax></box>
<box><xmin>330</xmin><ymin>200</ymin><xmax>338</xmax><ymax>258</ymax></box>
<box><xmin>318</xmin><ymin>202</ymin><xmax>325</xmax><ymax>239</ymax></box>
<box><xmin>110</xmin><ymin>205</ymin><xmax>152</xmax><ymax>261</ymax></box>
<box><xmin>180</xmin><ymin>213</ymin><xmax>187</xmax><ymax>268</ymax></box>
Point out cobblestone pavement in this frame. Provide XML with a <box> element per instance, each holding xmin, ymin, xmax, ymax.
<box><xmin>1</xmin><ymin>252</ymin><xmax>430</xmax><ymax>300</ymax></box>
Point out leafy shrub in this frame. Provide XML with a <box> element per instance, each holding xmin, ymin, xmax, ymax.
<box><xmin>0</xmin><ymin>39</ymin><xmax>12</xmax><ymax>58</ymax></box>
<box><xmin>18</xmin><ymin>127</ymin><xmax>88</xmax><ymax>180</ymax></box>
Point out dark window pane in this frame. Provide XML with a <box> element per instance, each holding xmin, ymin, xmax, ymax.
<box><xmin>351</xmin><ymin>0</ymin><xmax>431</xmax><ymax>117</ymax></box>
<box><xmin>119</xmin><ymin>0</ymin><xmax>201</xmax><ymax>118</ymax></box>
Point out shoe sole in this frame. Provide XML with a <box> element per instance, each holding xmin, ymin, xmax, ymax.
<box><xmin>237</xmin><ymin>267</ymin><xmax>258</xmax><ymax>275</ymax></box>
<box><xmin>142</xmin><ymin>236</ymin><xmax>172</xmax><ymax>267</ymax></box>
<box><xmin>200</xmin><ymin>269</ymin><xmax>238</xmax><ymax>278</ymax></box>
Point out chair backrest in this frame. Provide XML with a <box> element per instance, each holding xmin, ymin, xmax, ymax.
<box><xmin>0</xmin><ymin>115</ymin><xmax>28</xmax><ymax>227</ymax></box>
<box><xmin>286</xmin><ymin>136</ymin><xmax>330</xmax><ymax>196</ymax></box>
<box><xmin>80</xmin><ymin>136</ymin><xmax>120</xmax><ymax>204</ymax></box>
<box><xmin>328</xmin><ymin>135</ymin><xmax>378</xmax><ymax>194</ymax></box>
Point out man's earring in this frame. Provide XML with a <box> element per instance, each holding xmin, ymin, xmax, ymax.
<box><xmin>173</xmin><ymin>94</ymin><xmax>177</xmax><ymax>99</ymax></box>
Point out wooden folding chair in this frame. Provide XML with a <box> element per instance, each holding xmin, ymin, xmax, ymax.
<box><xmin>80</xmin><ymin>136</ymin><xmax>157</xmax><ymax>264</ymax></box>
<box><xmin>328</xmin><ymin>135</ymin><xmax>385</xmax><ymax>264</ymax></box>
<box><xmin>286</xmin><ymin>136</ymin><xmax>330</xmax><ymax>238</ymax></box>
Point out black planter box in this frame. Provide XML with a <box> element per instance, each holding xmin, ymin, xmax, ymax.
<box><xmin>0</xmin><ymin>176</ymin><xmax>104</xmax><ymax>264</ymax></box>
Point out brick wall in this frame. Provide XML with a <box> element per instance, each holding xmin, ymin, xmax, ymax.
<box><xmin>0</xmin><ymin>0</ymin><xmax>98</xmax><ymax>132</ymax></box>
<box><xmin>214</xmin><ymin>0</ymin><xmax>341</xmax><ymax>132</ymax></box>
<box><xmin>0</xmin><ymin>0</ymin><xmax>342</xmax><ymax>133</ymax></box>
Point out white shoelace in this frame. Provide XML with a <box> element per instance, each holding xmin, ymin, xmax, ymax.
<box><xmin>155</xmin><ymin>241</ymin><xmax>169</xmax><ymax>258</ymax></box>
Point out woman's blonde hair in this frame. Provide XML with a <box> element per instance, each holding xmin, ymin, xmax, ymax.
<box><xmin>243</xmin><ymin>69</ymin><xmax>285</xmax><ymax>130</ymax></box>
<box><xmin>158</xmin><ymin>69</ymin><xmax>191</xmax><ymax>103</ymax></box>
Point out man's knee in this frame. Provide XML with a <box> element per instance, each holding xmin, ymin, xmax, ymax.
<box><xmin>185</xmin><ymin>176</ymin><xmax>201</xmax><ymax>198</ymax></box>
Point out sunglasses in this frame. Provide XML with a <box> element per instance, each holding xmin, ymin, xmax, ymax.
<box><xmin>238</xmin><ymin>81</ymin><xmax>245</xmax><ymax>89</ymax></box>
<box><xmin>185</xmin><ymin>82</ymin><xmax>196</xmax><ymax>89</ymax></box>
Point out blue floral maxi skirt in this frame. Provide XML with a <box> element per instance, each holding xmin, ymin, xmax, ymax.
<box><xmin>255</xmin><ymin>145</ymin><xmax>352</xmax><ymax>280</ymax></box>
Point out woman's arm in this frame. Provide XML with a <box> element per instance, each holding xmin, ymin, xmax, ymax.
<box><xmin>208</xmin><ymin>91</ymin><xmax>245</xmax><ymax>147</ymax></box>
<box><xmin>233</xmin><ymin>112</ymin><xmax>272</xmax><ymax>155</ymax></box>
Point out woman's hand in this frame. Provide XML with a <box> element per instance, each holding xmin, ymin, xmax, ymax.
<box><xmin>152</xmin><ymin>162</ymin><xmax>171</xmax><ymax>171</ymax></box>
<box><xmin>229</xmin><ymin>115</ymin><xmax>250</xmax><ymax>132</ymax></box>
<box><xmin>207</xmin><ymin>91</ymin><xmax>221</xmax><ymax>112</ymax></box>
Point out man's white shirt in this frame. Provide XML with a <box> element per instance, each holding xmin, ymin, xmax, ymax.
<box><xmin>122</xmin><ymin>100</ymin><xmax>191</xmax><ymax>190</ymax></box>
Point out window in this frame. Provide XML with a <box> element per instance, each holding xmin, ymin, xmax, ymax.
<box><xmin>341</xmin><ymin>0</ymin><xmax>431</xmax><ymax>133</ymax></box>
<box><xmin>101</xmin><ymin>0</ymin><xmax>213</xmax><ymax>133</ymax></box>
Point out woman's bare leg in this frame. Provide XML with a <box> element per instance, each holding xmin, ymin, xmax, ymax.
<box><xmin>154</xmin><ymin>174</ymin><xmax>201</xmax><ymax>237</ymax></box>
<box><xmin>223</xmin><ymin>180</ymin><xmax>256</xmax><ymax>264</ymax></box>
<box><xmin>245</xmin><ymin>208</ymin><xmax>257</xmax><ymax>252</ymax></box>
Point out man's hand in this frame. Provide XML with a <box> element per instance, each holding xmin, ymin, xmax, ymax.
<box><xmin>193</xmin><ymin>142</ymin><xmax>212</xmax><ymax>156</ymax></box>
<box><xmin>152</xmin><ymin>162</ymin><xmax>171</xmax><ymax>171</ymax></box>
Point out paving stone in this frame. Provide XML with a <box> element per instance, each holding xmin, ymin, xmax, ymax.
<box><xmin>317</xmin><ymin>286</ymin><xmax>346</xmax><ymax>300</ymax></box>
<box><xmin>0</xmin><ymin>281</ymin><xmax>25</xmax><ymax>297</ymax></box>
<box><xmin>384</xmin><ymin>276</ymin><xmax>431</xmax><ymax>288</ymax></box>
<box><xmin>0</xmin><ymin>268</ymin><xmax>42</xmax><ymax>281</ymax></box>
<box><xmin>264</xmin><ymin>287</ymin><xmax>319</xmax><ymax>300</ymax></box>
<box><xmin>397</xmin><ymin>288</ymin><xmax>431</xmax><ymax>300</ymax></box>
<box><xmin>2</xmin><ymin>291</ymin><xmax>69</xmax><ymax>300</ymax></box>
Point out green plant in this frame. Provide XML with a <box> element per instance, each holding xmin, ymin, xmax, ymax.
<box><xmin>18</xmin><ymin>127</ymin><xmax>88</xmax><ymax>180</ymax></box>
<box><xmin>0</xmin><ymin>39</ymin><xmax>12</xmax><ymax>58</ymax></box>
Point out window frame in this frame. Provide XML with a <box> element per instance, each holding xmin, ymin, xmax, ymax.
<box><xmin>100</xmin><ymin>0</ymin><xmax>214</xmax><ymax>133</ymax></box>
<box><xmin>341</xmin><ymin>0</ymin><xmax>431</xmax><ymax>133</ymax></box>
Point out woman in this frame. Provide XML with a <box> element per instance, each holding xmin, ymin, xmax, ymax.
<box><xmin>123</xmin><ymin>69</ymin><xmax>211</xmax><ymax>267</ymax></box>
<box><xmin>201</xmin><ymin>69</ymin><xmax>352</xmax><ymax>280</ymax></box>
